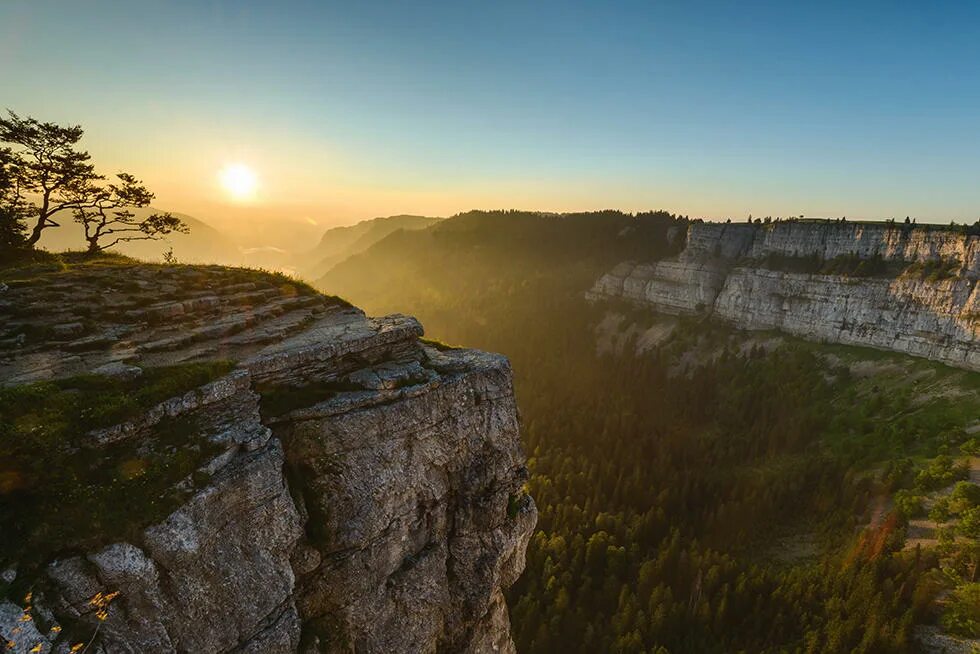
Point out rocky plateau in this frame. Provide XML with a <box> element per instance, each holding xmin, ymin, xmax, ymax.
<box><xmin>0</xmin><ymin>260</ymin><xmax>535</xmax><ymax>653</ymax></box>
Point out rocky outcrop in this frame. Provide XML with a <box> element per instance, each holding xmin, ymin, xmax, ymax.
<box><xmin>0</xmin><ymin>262</ymin><xmax>535</xmax><ymax>654</ymax></box>
<box><xmin>682</xmin><ymin>221</ymin><xmax>980</xmax><ymax>268</ymax></box>
<box><xmin>275</xmin><ymin>347</ymin><xmax>533</xmax><ymax>653</ymax></box>
<box><xmin>589</xmin><ymin>221</ymin><xmax>980</xmax><ymax>370</ymax></box>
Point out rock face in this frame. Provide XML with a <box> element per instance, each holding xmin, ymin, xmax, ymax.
<box><xmin>275</xmin><ymin>347</ymin><xmax>533</xmax><ymax>653</ymax></box>
<box><xmin>0</xmin><ymin>262</ymin><xmax>535</xmax><ymax>654</ymax></box>
<box><xmin>589</xmin><ymin>221</ymin><xmax>980</xmax><ymax>370</ymax></box>
<box><xmin>682</xmin><ymin>221</ymin><xmax>980</xmax><ymax>266</ymax></box>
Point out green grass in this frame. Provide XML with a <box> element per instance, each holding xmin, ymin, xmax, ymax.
<box><xmin>819</xmin><ymin>354</ymin><xmax>980</xmax><ymax>464</ymax></box>
<box><xmin>0</xmin><ymin>250</ymin><xmax>138</xmax><ymax>278</ymax></box>
<box><xmin>744</xmin><ymin>252</ymin><xmax>906</xmax><ymax>278</ymax></box>
<box><xmin>740</xmin><ymin>251</ymin><xmax>970</xmax><ymax>282</ymax></box>
<box><xmin>942</xmin><ymin>583</ymin><xmax>980</xmax><ymax>638</ymax></box>
<box><xmin>0</xmin><ymin>361</ymin><xmax>235</xmax><ymax>451</ymax></box>
<box><xmin>420</xmin><ymin>336</ymin><xmax>460</xmax><ymax>351</ymax></box>
<box><xmin>0</xmin><ymin>361</ymin><xmax>235</xmax><ymax>583</ymax></box>
<box><xmin>903</xmin><ymin>258</ymin><xmax>962</xmax><ymax>282</ymax></box>
<box><xmin>646</xmin><ymin>320</ymin><xmax>980</xmax><ymax>468</ymax></box>
<box><xmin>257</xmin><ymin>378</ymin><xmax>364</xmax><ymax>418</ymax></box>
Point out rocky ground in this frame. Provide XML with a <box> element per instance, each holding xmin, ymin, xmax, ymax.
<box><xmin>0</xmin><ymin>254</ymin><xmax>535</xmax><ymax>654</ymax></box>
<box><xmin>0</xmin><ymin>256</ymin><xmax>352</xmax><ymax>385</ymax></box>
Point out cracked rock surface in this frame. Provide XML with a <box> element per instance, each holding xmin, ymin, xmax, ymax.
<box><xmin>589</xmin><ymin>221</ymin><xmax>980</xmax><ymax>371</ymax></box>
<box><xmin>0</xmin><ymin>261</ymin><xmax>535</xmax><ymax>654</ymax></box>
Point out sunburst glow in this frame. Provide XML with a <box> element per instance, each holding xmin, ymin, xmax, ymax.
<box><xmin>219</xmin><ymin>163</ymin><xmax>258</xmax><ymax>201</ymax></box>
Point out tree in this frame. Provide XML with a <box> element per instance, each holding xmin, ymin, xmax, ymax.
<box><xmin>0</xmin><ymin>110</ymin><xmax>98</xmax><ymax>246</ymax></box>
<box><xmin>0</xmin><ymin>110</ymin><xmax>187</xmax><ymax>250</ymax></box>
<box><xmin>70</xmin><ymin>173</ymin><xmax>187</xmax><ymax>253</ymax></box>
<box><xmin>0</xmin><ymin>205</ymin><xmax>28</xmax><ymax>253</ymax></box>
<box><xmin>0</xmin><ymin>147</ymin><xmax>30</xmax><ymax>252</ymax></box>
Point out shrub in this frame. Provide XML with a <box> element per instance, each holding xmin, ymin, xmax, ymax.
<box><xmin>893</xmin><ymin>489</ymin><xmax>924</xmax><ymax>518</ymax></box>
<box><xmin>914</xmin><ymin>456</ymin><xmax>969</xmax><ymax>491</ymax></box>
<box><xmin>903</xmin><ymin>258</ymin><xmax>961</xmax><ymax>282</ymax></box>
<box><xmin>941</xmin><ymin>583</ymin><xmax>980</xmax><ymax>638</ymax></box>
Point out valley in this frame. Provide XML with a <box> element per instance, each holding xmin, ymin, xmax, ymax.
<box><xmin>5</xmin><ymin>5</ymin><xmax>980</xmax><ymax>651</ymax></box>
<box><xmin>3</xmin><ymin>210</ymin><xmax>978</xmax><ymax>653</ymax></box>
<box><xmin>318</xmin><ymin>211</ymin><xmax>980</xmax><ymax>653</ymax></box>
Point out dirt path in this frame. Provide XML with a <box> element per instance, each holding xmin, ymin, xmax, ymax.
<box><xmin>867</xmin><ymin>494</ymin><xmax>892</xmax><ymax>530</ymax></box>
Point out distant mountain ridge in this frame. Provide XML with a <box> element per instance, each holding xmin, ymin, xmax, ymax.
<box><xmin>33</xmin><ymin>207</ymin><xmax>239</xmax><ymax>265</ymax></box>
<box><xmin>314</xmin><ymin>210</ymin><xmax>681</xmax><ymax>327</ymax></box>
<box><xmin>301</xmin><ymin>214</ymin><xmax>441</xmax><ymax>278</ymax></box>
<box><xmin>31</xmin><ymin>210</ymin><xmax>444</xmax><ymax>276</ymax></box>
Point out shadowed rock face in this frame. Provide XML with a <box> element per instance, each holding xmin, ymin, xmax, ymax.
<box><xmin>0</xmin><ymin>262</ymin><xmax>535</xmax><ymax>654</ymax></box>
<box><xmin>589</xmin><ymin>221</ymin><xmax>980</xmax><ymax>371</ymax></box>
<box><xmin>275</xmin><ymin>347</ymin><xmax>534</xmax><ymax>654</ymax></box>
<box><xmin>681</xmin><ymin>221</ymin><xmax>980</xmax><ymax>267</ymax></box>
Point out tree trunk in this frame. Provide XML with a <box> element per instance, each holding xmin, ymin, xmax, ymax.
<box><xmin>26</xmin><ymin>217</ymin><xmax>45</xmax><ymax>246</ymax></box>
<box><xmin>28</xmin><ymin>194</ymin><xmax>51</xmax><ymax>247</ymax></box>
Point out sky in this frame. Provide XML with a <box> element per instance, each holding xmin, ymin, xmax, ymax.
<box><xmin>2</xmin><ymin>0</ymin><xmax>980</xmax><ymax>233</ymax></box>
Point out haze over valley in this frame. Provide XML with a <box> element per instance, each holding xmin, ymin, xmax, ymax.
<box><xmin>3</xmin><ymin>2</ymin><xmax>980</xmax><ymax>653</ymax></box>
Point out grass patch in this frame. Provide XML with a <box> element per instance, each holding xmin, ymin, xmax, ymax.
<box><xmin>1</xmin><ymin>412</ymin><xmax>223</xmax><ymax>594</ymax></box>
<box><xmin>820</xmin><ymin>362</ymin><xmax>980</xmax><ymax>464</ymax></box>
<box><xmin>420</xmin><ymin>336</ymin><xmax>459</xmax><ymax>351</ymax></box>
<box><xmin>257</xmin><ymin>379</ymin><xmax>362</xmax><ymax>418</ymax></box>
<box><xmin>0</xmin><ymin>250</ymin><xmax>138</xmax><ymax>280</ymax></box>
<box><xmin>903</xmin><ymin>258</ymin><xmax>962</xmax><ymax>282</ymax></box>
<box><xmin>942</xmin><ymin>583</ymin><xmax>980</xmax><ymax>638</ymax></box>
<box><xmin>0</xmin><ymin>361</ymin><xmax>235</xmax><ymax>451</ymax></box>
<box><xmin>0</xmin><ymin>362</ymin><xmax>232</xmax><ymax>594</ymax></box>
<box><xmin>0</xmin><ymin>361</ymin><xmax>235</xmax><ymax>586</ymax></box>
<box><xmin>0</xmin><ymin>248</ymin><xmax>63</xmax><ymax>274</ymax></box>
<box><xmin>746</xmin><ymin>252</ymin><xmax>906</xmax><ymax>278</ymax></box>
<box><xmin>743</xmin><ymin>252</ymin><xmax>966</xmax><ymax>282</ymax></box>
<box><xmin>1</xmin><ymin>250</ymin><xmax>353</xmax><ymax>308</ymax></box>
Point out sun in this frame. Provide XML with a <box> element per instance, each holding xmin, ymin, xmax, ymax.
<box><xmin>219</xmin><ymin>163</ymin><xmax>257</xmax><ymax>200</ymax></box>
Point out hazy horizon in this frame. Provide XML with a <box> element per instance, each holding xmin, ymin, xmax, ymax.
<box><xmin>3</xmin><ymin>4</ymin><xmax>980</xmax><ymax>651</ymax></box>
<box><xmin>4</xmin><ymin>0</ymin><xmax>980</xmax><ymax>230</ymax></box>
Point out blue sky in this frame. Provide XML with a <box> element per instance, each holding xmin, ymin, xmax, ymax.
<box><xmin>2</xmin><ymin>0</ymin><xmax>980</xmax><ymax>226</ymax></box>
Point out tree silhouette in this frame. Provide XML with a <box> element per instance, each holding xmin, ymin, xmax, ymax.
<box><xmin>71</xmin><ymin>173</ymin><xmax>188</xmax><ymax>253</ymax></box>
<box><xmin>0</xmin><ymin>146</ymin><xmax>30</xmax><ymax>252</ymax></box>
<box><xmin>0</xmin><ymin>110</ymin><xmax>187</xmax><ymax>251</ymax></box>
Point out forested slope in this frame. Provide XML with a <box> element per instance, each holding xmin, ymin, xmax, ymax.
<box><xmin>316</xmin><ymin>211</ymin><xmax>980</xmax><ymax>653</ymax></box>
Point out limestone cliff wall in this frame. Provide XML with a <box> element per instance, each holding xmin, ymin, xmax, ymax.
<box><xmin>683</xmin><ymin>221</ymin><xmax>980</xmax><ymax>271</ymax></box>
<box><xmin>0</xmin><ymin>264</ymin><xmax>535</xmax><ymax>654</ymax></box>
<box><xmin>589</xmin><ymin>221</ymin><xmax>980</xmax><ymax>370</ymax></box>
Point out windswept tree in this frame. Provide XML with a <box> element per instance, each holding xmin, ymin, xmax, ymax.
<box><xmin>0</xmin><ymin>110</ymin><xmax>187</xmax><ymax>251</ymax></box>
<box><xmin>72</xmin><ymin>173</ymin><xmax>188</xmax><ymax>253</ymax></box>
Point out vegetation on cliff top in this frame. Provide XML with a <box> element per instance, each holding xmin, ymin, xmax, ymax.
<box><xmin>0</xmin><ymin>361</ymin><xmax>234</xmax><ymax>586</ymax></box>
<box><xmin>746</xmin><ymin>251</ymin><xmax>968</xmax><ymax>281</ymax></box>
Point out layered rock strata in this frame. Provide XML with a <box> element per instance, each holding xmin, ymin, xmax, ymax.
<box><xmin>0</xmin><ymin>262</ymin><xmax>535</xmax><ymax>654</ymax></box>
<box><xmin>590</xmin><ymin>221</ymin><xmax>980</xmax><ymax>370</ymax></box>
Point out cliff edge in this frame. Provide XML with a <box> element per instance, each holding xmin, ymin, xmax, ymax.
<box><xmin>590</xmin><ymin>221</ymin><xmax>980</xmax><ymax>370</ymax></box>
<box><xmin>0</xmin><ymin>256</ymin><xmax>536</xmax><ymax>653</ymax></box>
